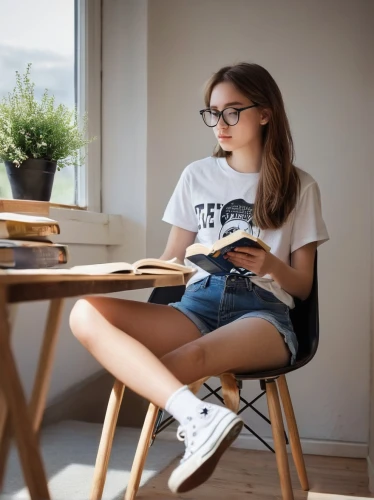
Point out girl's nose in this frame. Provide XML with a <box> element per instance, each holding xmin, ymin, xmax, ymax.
<box><xmin>216</xmin><ymin>115</ymin><xmax>228</xmax><ymax>128</ymax></box>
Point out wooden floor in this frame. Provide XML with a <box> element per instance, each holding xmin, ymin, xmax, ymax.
<box><xmin>137</xmin><ymin>448</ymin><xmax>373</xmax><ymax>500</ymax></box>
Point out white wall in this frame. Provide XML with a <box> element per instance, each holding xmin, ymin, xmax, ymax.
<box><xmin>102</xmin><ymin>0</ymin><xmax>150</xmax><ymax>303</ymax></box>
<box><xmin>102</xmin><ymin>0</ymin><xmax>147</xmax><ymax>266</ymax></box>
<box><xmin>145</xmin><ymin>0</ymin><xmax>373</xmax><ymax>451</ymax></box>
<box><xmin>368</xmin><ymin>0</ymin><xmax>374</xmax><ymax>487</ymax></box>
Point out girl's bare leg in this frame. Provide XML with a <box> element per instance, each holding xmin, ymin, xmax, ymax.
<box><xmin>70</xmin><ymin>297</ymin><xmax>289</xmax><ymax>407</ymax></box>
<box><xmin>162</xmin><ymin>318</ymin><xmax>288</xmax><ymax>494</ymax></box>
<box><xmin>70</xmin><ymin>299</ymin><xmax>288</xmax><ymax>495</ymax></box>
<box><xmin>161</xmin><ymin>317</ymin><xmax>290</xmax><ymax>384</ymax></box>
<box><xmin>69</xmin><ymin>296</ymin><xmax>201</xmax><ymax>408</ymax></box>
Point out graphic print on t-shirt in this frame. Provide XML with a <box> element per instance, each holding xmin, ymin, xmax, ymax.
<box><xmin>194</xmin><ymin>198</ymin><xmax>260</xmax><ymax>275</ymax></box>
<box><xmin>194</xmin><ymin>199</ymin><xmax>260</xmax><ymax>236</ymax></box>
<box><xmin>218</xmin><ymin>199</ymin><xmax>260</xmax><ymax>239</ymax></box>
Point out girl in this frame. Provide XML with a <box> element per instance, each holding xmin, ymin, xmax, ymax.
<box><xmin>69</xmin><ymin>62</ymin><xmax>329</xmax><ymax>494</ymax></box>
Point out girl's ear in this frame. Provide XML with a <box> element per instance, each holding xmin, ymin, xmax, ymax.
<box><xmin>259</xmin><ymin>109</ymin><xmax>270</xmax><ymax>125</ymax></box>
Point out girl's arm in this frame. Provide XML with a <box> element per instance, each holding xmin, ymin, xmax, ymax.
<box><xmin>268</xmin><ymin>242</ymin><xmax>317</xmax><ymax>300</ymax></box>
<box><xmin>159</xmin><ymin>225</ymin><xmax>197</xmax><ymax>263</ymax></box>
<box><xmin>226</xmin><ymin>241</ymin><xmax>317</xmax><ymax>301</ymax></box>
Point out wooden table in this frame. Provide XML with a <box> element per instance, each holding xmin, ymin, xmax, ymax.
<box><xmin>0</xmin><ymin>270</ymin><xmax>188</xmax><ymax>500</ymax></box>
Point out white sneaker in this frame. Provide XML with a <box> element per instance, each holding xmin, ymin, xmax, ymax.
<box><xmin>168</xmin><ymin>402</ymin><xmax>243</xmax><ymax>494</ymax></box>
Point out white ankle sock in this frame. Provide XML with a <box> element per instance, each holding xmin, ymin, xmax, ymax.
<box><xmin>165</xmin><ymin>386</ymin><xmax>202</xmax><ymax>425</ymax></box>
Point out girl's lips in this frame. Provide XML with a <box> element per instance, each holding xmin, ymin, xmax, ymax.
<box><xmin>218</xmin><ymin>136</ymin><xmax>232</xmax><ymax>140</ymax></box>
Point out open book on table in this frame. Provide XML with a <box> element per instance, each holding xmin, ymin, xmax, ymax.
<box><xmin>67</xmin><ymin>257</ymin><xmax>195</xmax><ymax>276</ymax></box>
<box><xmin>0</xmin><ymin>257</ymin><xmax>196</xmax><ymax>277</ymax></box>
<box><xmin>185</xmin><ymin>230</ymin><xmax>270</xmax><ymax>274</ymax></box>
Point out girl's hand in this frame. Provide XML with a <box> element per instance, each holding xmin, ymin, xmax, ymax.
<box><xmin>224</xmin><ymin>247</ymin><xmax>275</xmax><ymax>277</ymax></box>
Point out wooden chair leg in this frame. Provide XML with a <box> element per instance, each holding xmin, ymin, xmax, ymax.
<box><xmin>90</xmin><ymin>379</ymin><xmax>125</xmax><ymax>500</ymax></box>
<box><xmin>266</xmin><ymin>380</ymin><xmax>294</xmax><ymax>500</ymax></box>
<box><xmin>188</xmin><ymin>376</ymin><xmax>209</xmax><ymax>395</ymax></box>
<box><xmin>220</xmin><ymin>373</ymin><xmax>240</xmax><ymax>413</ymax></box>
<box><xmin>278</xmin><ymin>375</ymin><xmax>309</xmax><ymax>490</ymax></box>
<box><xmin>124</xmin><ymin>378</ymin><xmax>209</xmax><ymax>500</ymax></box>
<box><xmin>125</xmin><ymin>403</ymin><xmax>159</xmax><ymax>500</ymax></box>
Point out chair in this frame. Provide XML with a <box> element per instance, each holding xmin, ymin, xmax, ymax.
<box><xmin>90</xmin><ymin>255</ymin><xmax>319</xmax><ymax>500</ymax></box>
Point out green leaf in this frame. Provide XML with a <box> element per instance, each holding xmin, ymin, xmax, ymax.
<box><xmin>0</xmin><ymin>63</ymin><xmax>96</xmax><ymax>170</ymax></box>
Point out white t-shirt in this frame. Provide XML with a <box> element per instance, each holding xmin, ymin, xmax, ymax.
<box><xmin>162</xmin><ymin>156</ymin><xmax>329</xmax><ymax>308</ymax></box>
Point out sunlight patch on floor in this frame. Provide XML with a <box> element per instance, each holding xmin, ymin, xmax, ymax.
<box><xmin>308</xmin><ymin>493</ymin><xmax>372</xmax><ymax>500</ymax></box>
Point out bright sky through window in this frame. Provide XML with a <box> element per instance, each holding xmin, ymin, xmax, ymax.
<box><xmin>0</xmin><ymin>0</ymin><xmax>77</xmax><ymax>204</ymax></box>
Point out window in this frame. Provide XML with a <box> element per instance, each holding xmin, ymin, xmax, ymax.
<box><xmin>0</xmin><ymin>0</ymin><xmax>91</xmax><ymax>207</ymax></box>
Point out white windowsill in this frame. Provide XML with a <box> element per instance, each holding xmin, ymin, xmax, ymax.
<box><xmin>49</xmin><ymin>207</ymin><xmax>125</xmax><ymax>246</ymax></box>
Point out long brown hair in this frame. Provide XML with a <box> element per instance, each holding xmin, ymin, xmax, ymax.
<box><xmin>204</xmin><ymin>62</ymin><xmax>299</xmax><ymax>230</ymax></box>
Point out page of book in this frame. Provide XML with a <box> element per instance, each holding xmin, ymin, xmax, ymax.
<box><xmin>133</xmin><ymin>257</ymin><xmax>194</xmax><ymax>273</ymax></box>
<box><xmin>0</xmin><ymin>213</ymin><xmax>58</xmax><ymax>224</ymax></box>
<box><xmin>211</xmin><ymin>230</ymin><xmax>270</xmax><ymax>253</ymax></box>
<box><xmin>69</xmin><ymin>262</ymin><xmax>135</xmax><ymax>274</ymax></box>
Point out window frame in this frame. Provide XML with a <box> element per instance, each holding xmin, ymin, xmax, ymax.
<box><xmin>0</xmin><ymin>0</ymin><xmax>102</xmax><ymax>212</ymax></box>
<box><xmin>75</xmin><ymin>0</ymin><xmax>102</xmax><ymax>212</ymax></box>
<box><xmin>0</xmin><ymin>0</ymin><xmax>124</xmax><ymax>246</ymax></box>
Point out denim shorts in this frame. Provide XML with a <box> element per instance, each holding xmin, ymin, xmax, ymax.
<box><xmin>168</xmin><ymin>274</ymin><xmax>298</xmax><ymax>365</ymax></box>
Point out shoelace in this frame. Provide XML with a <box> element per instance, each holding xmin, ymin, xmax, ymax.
<box><xmin>176</xmin><ymin>425</ymin><xmax>186</xmax><ymax>442</ymax></box>
<box><xmin>176</xmin><ymin>408</ymin><xmax>212</xmax><ymax>464</ymax></box>
<box><xmin>176</xmin><ymin>424</ymin><xmax>195</xmax><ymax>463</ymax></box>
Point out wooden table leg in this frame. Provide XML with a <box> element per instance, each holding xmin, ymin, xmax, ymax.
<box><xmin>0</xmin><ymin>298</ymin><xmax>64</xmax><ymax>491</ymax></box>
<box><xmin>0</xmin><ymin>390</ymin><xmax>7</xmax><ymax>449</ymax></box>
<box><xmin>29</xmin><ymin>299</ymin><xmax>64</xmax><ymax>432</ymax></box>
<box><xmin>0</xmin><ymin>303</ymin><xmax>19</xmax><ymax>490</ymax></box>
<box><xmin>1</xmin><ymin>297</ymin><xmax>63</xmax><ymax>494</ymax></box>
<box><xmin>0</xmin><ymin>303</ymin><xmax>18</xmax><ymax>435</ymax></box>
<box><xmin>0</xmin><ymin>288</ymin><xmax>50</xmax><ymax>500</ymax></box>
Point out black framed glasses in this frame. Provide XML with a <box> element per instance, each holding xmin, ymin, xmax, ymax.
<box><xmin>199</xmin><ymin>104</ymin><xmax>258</xmax><ymax>127</ymax></box>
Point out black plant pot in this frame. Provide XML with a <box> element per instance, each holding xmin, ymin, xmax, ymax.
<box><xmin>5</xmin><ymin>158</ymin><xmax>57</xmax><ymax>201</ymax></box>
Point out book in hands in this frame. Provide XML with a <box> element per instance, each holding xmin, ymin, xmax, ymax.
<box><xmin>68</xmin><ymin>257</ymin><xmax>196</xmax><ymax>276</ymax></box>
<box><xmin>0</xmin><ymin>239</ymin><xmax>68</xmax><ymax>269</ymax></box>
<box><xmin>0</xmin><ymin>213</ymin><xmax>60</xmax><ymax>239</ymax></box>
<box><xmin>185</xmin><ymin>230</ymin><xmax>270</xmax><ymax>274</ymax></box>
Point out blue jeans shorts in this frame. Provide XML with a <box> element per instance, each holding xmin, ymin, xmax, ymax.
<box><xmin>168</xmin><ymin>274</ymin><xmax>298</xmax><ymax>365</ymax></box>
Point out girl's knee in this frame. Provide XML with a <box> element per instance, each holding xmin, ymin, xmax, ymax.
<box><xmin>161</xmin><ymin>342</ymin><xmax>208</xmax><ymax>377</ymax></box>
<box><xmin>69</xmin><ymin>298</ymin><xmax>98</xmax><ymax>347</ymax></box>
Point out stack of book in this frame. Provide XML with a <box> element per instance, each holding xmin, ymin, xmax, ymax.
<box><xmin>0</xmin><ymin>213</ymin><xmax>69</xmax><ymax>269</ymax></box>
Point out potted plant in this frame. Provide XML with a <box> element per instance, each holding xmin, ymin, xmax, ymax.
<box><xmin>0</xmin><ymin>63</ymin><xmax>95</xmax><ymax>201</ymax></box>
